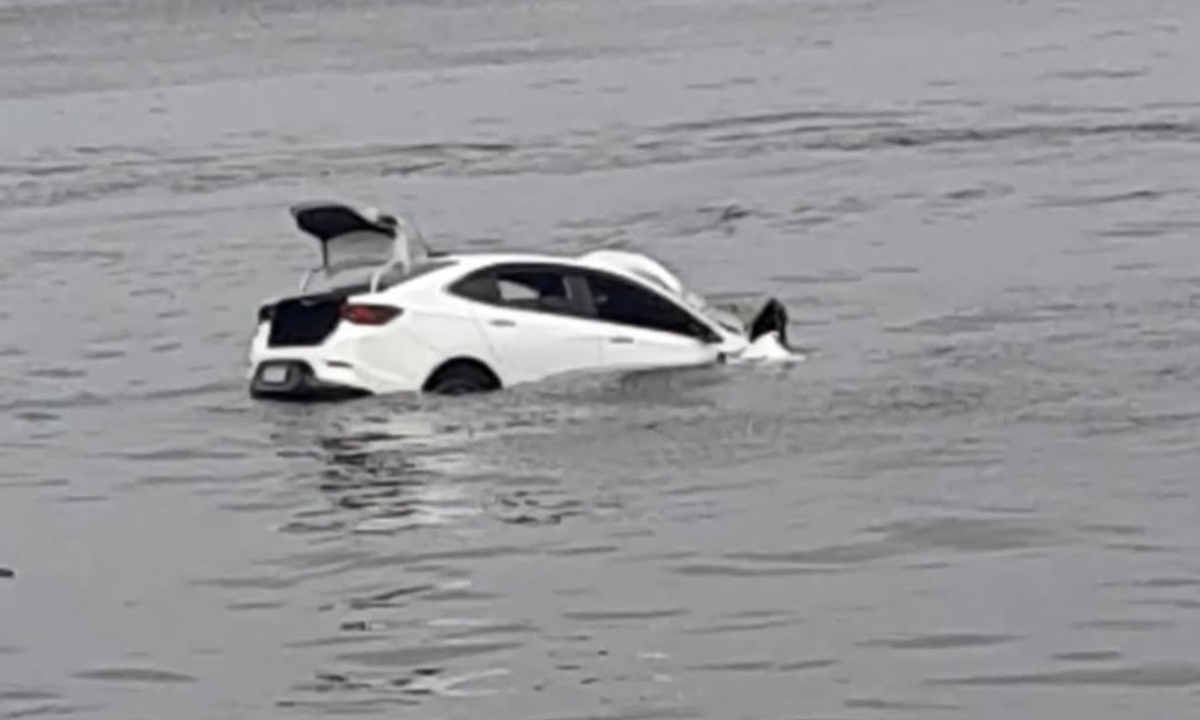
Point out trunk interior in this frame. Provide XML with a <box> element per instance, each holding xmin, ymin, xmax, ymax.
<box><xmin>263</xmin><ymin>283</ymin><xmax>369</xmax><ymax>348</ymax></box>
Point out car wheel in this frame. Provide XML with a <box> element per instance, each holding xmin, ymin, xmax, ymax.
<box><xmin>423</xmin><ymin>360</ymin><xmax>500</xmax><ymax>395</ymax></box>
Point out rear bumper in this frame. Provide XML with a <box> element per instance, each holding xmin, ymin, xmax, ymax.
<box><xmin>248</xmin><ymin>360</ymin><xmax>371</xmax><ymax>401</ymax></box>
<box><xmin>245</xmin><ymin>322</ymin><xmax>433</xmax><ymax>400</ymax></box>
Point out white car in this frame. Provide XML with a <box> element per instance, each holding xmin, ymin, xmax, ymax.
<box><xmin>247</xmin><ymin>201</ymin><xmax>794</xmax><ymax>400</ymax></box>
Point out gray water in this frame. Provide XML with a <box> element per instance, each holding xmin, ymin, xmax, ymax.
<box><xmin>4</xmin><ymin>0</ymin><xmax>1200</xmax><ymax>717</ymax></box>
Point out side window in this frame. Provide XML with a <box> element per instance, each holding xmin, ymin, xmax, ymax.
<box><xmin>451</xmin><ymin>271</ymin><xmax>500</xmax><ymax>303</ymax></box>
<box><xmin>450</xmin><ymin>265</ymin><xmax>591</xmax><ymax>317</ymax></box>
<box><xmin>495</xmin><ymin>269</ymin><xmax>569</xmax><ymax>310</ymax></box>
<box><xmin>583</xmin><ymin>271</ymin><xmax>716</xmax><ymax>341</ymax></box>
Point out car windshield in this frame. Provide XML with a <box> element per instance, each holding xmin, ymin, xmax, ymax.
<box><xmin>616</xmin><ymin>264</ymin><xmax>744</xmax><ymax>335</ymax></box>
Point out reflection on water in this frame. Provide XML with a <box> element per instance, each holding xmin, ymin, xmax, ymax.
<box><xmin>264</xmin><ymin>363</ymin><xmax>762</xmax><ymax>538</ymax></box>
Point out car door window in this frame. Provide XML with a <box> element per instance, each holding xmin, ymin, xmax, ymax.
<box><xmin>451</xmin><ymin>265</ymin><xmax>592</xmax><ymax>317</ymax></box>
<box><xmin>495</xmin><ymin>270</ymin><xmax>568</xmax><ymax>310</ymax></box>
<box><xmin>583</xmin><ymin>271</ymin><xmax>717</xmax><ymax>341</ymax></box>
<box><xmin>450</xmin><ymin>271</ymin><xmax>501</xmax><ymax>303</ymax></box>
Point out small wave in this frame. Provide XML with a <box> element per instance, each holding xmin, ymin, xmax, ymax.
<box><xmin>1047</xmin><ymin>67</ymin><xmax>1149</xmax><ymax>81</ymax></box>
<box><xmin>722</xmin><ymin>514</ymin><xmax>1056</xmax><ymax>572</ymax></box>
<box><xmin>686</xmin><ymin>657</ymin><xmax>836</xmax><ymax>673</ymax></box>
<box><xmin>845</xmin><ymin>697</ymin><xmax>960</xmax><ymax>711</ymax></box>
<box><xmin>647</xmin><ymin>107</ymin><xmax>911</xmax><ymax>135</ymax></box>
<box><xmin>336</xmin><ymin>641</ymin><xmax>519</xmax><ymax>669</ymax></box>
<box><xmin>1052</xmin><ymin>650</ymin><xmax>1124</xmax><ymax>663</ymax></box>
<box><xmin>930</xmin><ymin>661</ymin><xmax>1200</xmax><ymax>687</ymax></box>
<box><xmin>73</xmin><ymin>667</ymin><xmax>195</xmax><ymax>684</ymax></box>
<box><xmin>860</xmin><ymin>632</ymin><xmax>1019</xmax><ymax>651</ymax></box>
<box><xmin>1033</xmin><ymin>188</ymin><xmax>1169</xmax><ymax>208</ymax></box>
<box><xmin>0</xmin><ymin>688</ymin><xmax>56</xmax><ymax>702</ymax></box>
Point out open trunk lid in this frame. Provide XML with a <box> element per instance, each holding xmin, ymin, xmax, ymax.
<box><xmin>291</xmin><ymin>201</ymin><xmax>432</xmax><ymax>279</ymax></box>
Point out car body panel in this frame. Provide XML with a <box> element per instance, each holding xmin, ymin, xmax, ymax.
<box><xmin>597</xmin><ymin>324</ymin><xmax>721</xmax><ymax>372</ymax></box>
<box><xmin>469</xmin><ymin>304</ymin><xmax>606</xmax><ymax>385</ymax></box>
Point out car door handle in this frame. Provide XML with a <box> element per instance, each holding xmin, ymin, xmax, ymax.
<box><xmin>609</xmin><ymin>336</ymin><xmax>634</xmax><ymax>344</ymax></box>
<box><xmin>489</xmin><ymin>318</ymin><xmax>516</xmax><ymax>327</ymax></box>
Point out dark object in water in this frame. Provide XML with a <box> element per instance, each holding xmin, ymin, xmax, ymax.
<box><xmin>0</xmin><ymin>567</ymin><xmax>14</xmax><ymax>579</ymax></box>
<box><xmin>706</xmin><ymin>293</ymin><xmax>791</xmax><ymax>348</ymax></box>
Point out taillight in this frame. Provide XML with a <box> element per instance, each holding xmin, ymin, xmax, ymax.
<box><xmin>340</xmin><ymin>303</ymin><xmax>403</xmax><ymax>325</ymax></box>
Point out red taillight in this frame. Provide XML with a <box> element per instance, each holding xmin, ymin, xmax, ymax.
<box><xmin>340</xmin><ymin>303</ymin><xmax>403</xmax><ymax>325</ymax></box>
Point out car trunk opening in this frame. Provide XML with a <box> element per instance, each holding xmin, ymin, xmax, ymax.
<box><xmin>268</xmin><ymin>296</ymin><xmax>343</xmax><ymax>347</ymax></box>
<box><xmin>263</xmin><ymin>284</ymin><xmax>366</xmax><ymax>348</ymax></box>
<box><xmin>257</xmin><ymin>254</ymin><xmax>455</xmax><ymax>348</ymax></box>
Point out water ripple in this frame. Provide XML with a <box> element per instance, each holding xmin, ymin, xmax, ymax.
<box><xmin>861</xmin><ymin>633</ymin><xmax>1019</xmax><ymax>651</ymax></box>
<box><xmin>73</xmin><ymin>667</ymin><xmax>195</xmax><ymax>684</ymax></box>
<box><xmin>930</xmin><ymin>662</ymin><xmax>1200</xmax><ymax>687</ymax></box>
<box><xmin>725</xmin><ymin>515</ymin><xmax>1057</xmax><ymax>571</ymax></box>
<box><xmin>336</xmin><ymin>642</ymin><xmax>520</xmax><ymax>669</ymax></box>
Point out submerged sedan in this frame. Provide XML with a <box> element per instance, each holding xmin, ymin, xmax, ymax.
<box><xmin>248</xmin><ymin>201</ymin><xmax>794</xmax><ymax>400</ymax></box>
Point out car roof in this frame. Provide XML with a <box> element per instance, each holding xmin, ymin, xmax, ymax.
<box><xmin>433</xmin><ymin>250</ymin><xmax>670</xmax><ymax>286</ymax></box>
<box><xmin>391</xmin><ymin>249</ymin><xmax>735</xmax><ymax>340</ymax></box>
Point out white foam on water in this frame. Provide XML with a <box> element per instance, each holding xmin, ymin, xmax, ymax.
<box><xmin>731</xmin><ymin>332</ymin><xmax>805</xmax><ymax>365</ymax></box>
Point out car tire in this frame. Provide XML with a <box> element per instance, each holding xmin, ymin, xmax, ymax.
<box><xmin>423</xmin><ymin>360</ymin><xmax>500</xmax><ymax>395</ymax></box>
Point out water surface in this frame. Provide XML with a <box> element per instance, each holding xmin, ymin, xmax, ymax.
<box><xmin>4</xmin><ymin>0</ymin><xmax>1200</xmax><ymax>718</ymax></box>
